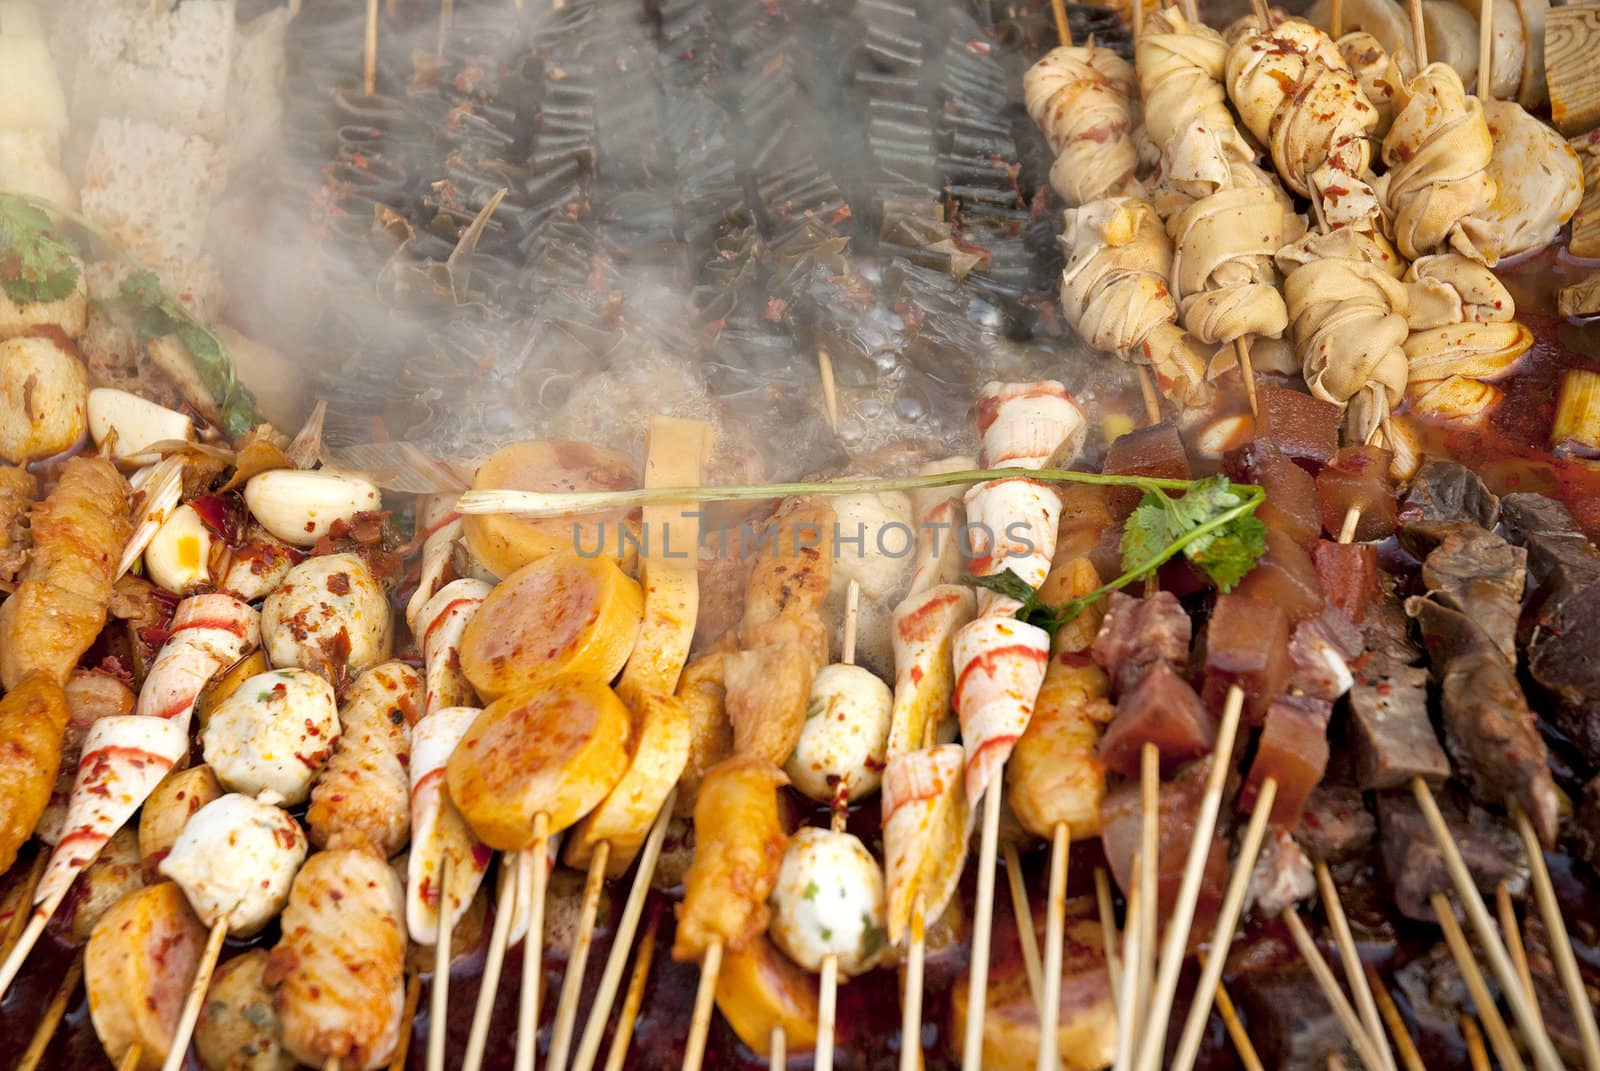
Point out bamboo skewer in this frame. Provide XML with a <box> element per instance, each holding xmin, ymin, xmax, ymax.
<box><xmin>1331</xmin><ymin>0</ymin><xmax>1344</xmax><ymax>35</ymax></box>
<box><xmin>1496</xmin><ymin>883</ymin><xmax>1540</xmax><ymax>1019</ymax></box>
<box><xmin>1365</xmin><ymin>965</ymin><xmax>1426</xmax><ymax>1071</ymax></box>
<box><xmin>1171</xmin><ymin>777</ymin><xmax>1278</xmax><ymax>1071</ymax></box>
<box><xmin>1036</xmin><ymin>823</ymin><xmax>1070</xmax><ymax>1071</ymax></box>
<box><xmin>1409</xmin><ymin>778</ymin><xmax>1563</xmax><ymax>1071</ymax></box>
<box><xmin>1003</xmin><ymin>841</ymin><xmax>1046</xmax><ymax>1016</ymax></box>
<box><xmin>1409</xmin><ymin>0</ymin><xmax>1428</xmax><ymax>68</ymax></box>
<box><xmin>1132</xmin><ymin>687</ymin><xmax>1246</xmax><ymax>1071</ymax></box>
<box><xmin>1137</xmin><ymin>369</ymin><xmax>1163</xmax><ymax>426</ymax></box>
<box><xmin>681</xmin><ymin>938</ymin><xmax>724</xmax><ymax>1071</ymax></box>
<box><xmin>1235</xmin><ymin>338</ymin><xmax>1260</xmax><ymax>417</ymax></box>
<box><xmin>1316</xmin><ymin>862</ymin><xmax>1397</xmax><ymax>1071</ymax></box>
<box><xmin>515</xmin><ymin>813</ymin><xmax>552</xmax><ymax>1071</ymax></box>
<box><xmin>1514</xmin><ymin>807</ymin><xmax>1600</xmax><ymax>1071</ymax></box>
<box><xmin>1051</xmin><ymin>0</ymin><xmax>1073</xmax><ymax>46</ymax></box>
<box><xmin>1281</xmin><ymin>909</ymin><xmax>1388</xmax><ymax>1071</ymax></box>
<box><xmin>770</xmin><ymin>1026</ymin><xmax>787</xmax><ymax>1071</ymax></box>
<box><xmin>429</xmin><ymin>857</ymin><xmax>455</xmax><ymax>1071</ymax></box>
<box><xmin>1196</xmin><ymin>951</ymin><xmax>1267</xmax><ymax>1071</ymax></box>
<box><xmin>960</xmin><ymin>781</ymin><xmax>1007</xmax><ymax>1071</ymax></box>
<box><xmin>1431</xmin><ymin>892</ymin><xmax>1525</xmax><ymax>1071</ymax></box>
<box><xmin>118</xmin><ymin>1045</ymin><xmax>143</xmax><ymax>1071</ymax></box>
<box><xmin>0</xmin><ymin>851</ymin><xmax>44</xmax><ymax>965</ymax></box>
<box><xmin>1476</xmin><ymin>0</ymin><xmax>1493</xmax><ymax>99</ymax></box>
<box><xmin>572</xmin><ymin>795</ymin><xmax>678</xmax><ymax>1071</ymax></box>
<box><xmin>601</xmin><ymin>909</ymin><xmax>662</xmax><ymax>1071</ymax></box>
<box><xmin>1461</xmin><ymin>1016</ymin><xmax>1492</xmax><ymax>1071</ymax></box>
<box><xmin>899</xmin><ymin>893</ymin><xmax>928</xmax><ymax>1071</ymax></box>
<box><xmin>16</xmin><ymin>951</ymin><xmax>83</xmax><ymax>1071</ymax></box>
<box><xmin>1136</xmin><ymin>744</ymin><xmax>1158</xmax><ymax>1032</ymax></box>
<box><xmin>548</xmin><ymin>841</ymin><xmax>612</xmax><ymax>1071</ymax></box>
<box><xmin>818</xmin><ymin>350</ymin><xmax>840</xmax><ymax>435</ymax></box>
<box><xmin>388</xmin><ymin>972</ymin><xmax>423</xmax><ymax>1071</ymax></box>
<box><xmin>159</xmin><ymin>918</ymin><xmax>229</xmax><ymax>1071</ymax></box>
<box><xmin>364</xmin><ymin>0</ymin><xmax>379</xmax><ymax>97</ymax></box>
<box><xmin>0</xmin><ymin>884</ymin><xmax>70</xmax><ymax>998</ymax></box>
<box><xmin>463</xmin><ymin>851</ymin><xmax>524</xmax><ymax>1071</ymax></box>
<box><xmin>1110</xmin><ymin>855</ymin><xmax>1144</xmax><ymax>1071</ymax></box>
<box><xmin>817</xmin><ymin>953</ymin><xmax>839</xmax><ymax>1071</ymax></box>
<box><xmin>1095</xmin><ymin>868</ymin><xmax>1121</xmax><ymax>1010</ymax></box>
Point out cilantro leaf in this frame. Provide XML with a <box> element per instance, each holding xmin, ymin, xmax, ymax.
<box><xmin>968</xmin><ymin>570</ymin><xmax>1038</xmax><ymax>606</ymax></box>
<box><xmin>1189</xmin><ymin>514</ymin><xmax>1266</xmax><ymax>592</ymax></box>
<box><xmin>1120</xmin><ymin>476</ymin><xmax>1266</xmax><ymax>591</ymax></box>
<box><xmin>968</xmin><ymin>569</ymin><xmax>1083</xmax><ymax>641</ymax></box>
<box><xmin>0</xmin><ymin>196</ymin><xmax>81</xmax><ymax>304</ymax></box>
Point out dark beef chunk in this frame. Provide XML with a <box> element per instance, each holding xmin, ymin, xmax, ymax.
<box><xmin>1230</xmin><ymin>940</ymin><xmax>1365</xmax><ymax>1071</ymax></box>
<box><xmin>1393</xmin><ymin>943</ymin><xmax>1477</xmax><ymax>1061</ymax></box>
<box><xmin>1398</xmin><ymin>458</ymin><xmax>1500</xmax><ymax>529</ymax></box>
<box><xmin>1401</xmin><ymin>520</ymin><xmax>1527</xmax><ymax>665</ymax></box>
<box><xmin>1097</xmin><ymin>661</ymin><xmax>1216</xmax><ymax>778</ymax></box>
<box><xmin>1522</xmin><ymin>910</ymin><xmax>1598</xmax><ymax>1068</ymax></box>
<box><xmin>1348</xmin><ymin>664</ymin><xmax>1451</xmax><ymax>791</ymax></box>
<box><xmin>1295</xmin><ymin>784</ymin><xmax>1376</xmax><ymax>863</ymax></box>
<box><xmin>1573</xmin><ymin>775</ymin><xmax>1600</xmax><ymax>875</ymax></box>
<box><xmin>1100</xmin><ymin>757</ymin><xmax>1229</xmax><ymax>924</ymax></box>
<box><xmin>1357</xmin><ymin>590</ymin><xmax>1422</xmax><ymax>680</ymax></box>
<box><xmin>1406</xmin><ymin>596</ymin><xmax>1560</xmax><ymax>846</ymax></box>
<box><xmin>1377</xmin><ymin>791</ymin><xmax>1528</xmax><ymax>923</ymax></box>
<box><xmin>1090</xmin><ymin>590</ymin><xmax>1191</xmax><ymax>696</ymax></box>
<box><xmin>1498</xmin><ymin>492</ymin><xmax>1600</xmax><ymax>603</ymax></box>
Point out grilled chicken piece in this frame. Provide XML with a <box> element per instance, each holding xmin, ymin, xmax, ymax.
<box><xmin>672</xmin><ymin>637</ymin><xmax>734</xmax><ymax>818</ymax></box>
<box><xmin>0</xmin><ymin>455</ymin><xmax>130</xmax><ymax>689</ymax></box>
<box><xmin>672</xmin><ymin>755</ymin><xmax>789</xmax><ymax>961</ymax></box>
<box><xmin>85</xmin><ymin>881</ymin><xmax>207</xmax><ymax>1071</ymax></box>
<box><xmin>0</xmin><ymin>672</ymin><xmax>70</xmax><ymax>872</ymax></box>
<box><xmin>307</xmin><ymin>661</ymin><xmax>421</xmax><ymax>857</ymax></box>
<box><xmin>0</xmin><ymin>463</ymin><xmax>35</xmax><ymax>580</ymax></box>
<box><xmin>266</xmin><ymin>849</ymin><xmax>407</xmax><ymax>1071</ymax></box>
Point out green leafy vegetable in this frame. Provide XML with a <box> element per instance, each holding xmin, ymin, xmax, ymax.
<box><xmin>0</xmin><ymin>196</ymin><xmax>80</xmax><ymax>304</ymax></box>
<box><xmin>120</xmin><ymin>268</ymin><xmax>262</xmax><ymax>436</ymax></box>
<box><xmin>970</xmin><ymin>475</ymin><xmax>1267</xmax><ymax>640</ymax></box>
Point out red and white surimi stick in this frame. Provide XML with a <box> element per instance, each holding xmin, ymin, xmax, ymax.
<box><xmin>953</xmin><ymin>617</ymin><xmax>1053</xmax><ymax>805</ymax></box>
<box><xmin>407</xmin><ymin>707</ymin><xmax>492</xmax><ymax>945</ymax></box>
<box><xmin>0</xmin><ymin>715</ymin><xmax>189</xmax><ymax>995</ymax></box>
<box><xmin>404</xmin><ymin>514</ymin><xmax>464</xmax><ymax>638</ymax></box>
<box><xmin>134</xmin><ymin>593</ymin><xmax>260</xmax><ymax>731</ymax></box>
<box><xmin>416</xmin><ymin>578</ymin><xmax>492</xmax><ymax>716</ymax></box>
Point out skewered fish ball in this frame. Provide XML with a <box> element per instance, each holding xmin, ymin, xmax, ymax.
<box><xmin>785</xmin><ymin>662</ymin><xmax>893</xmax><ymax>804</ymax></box>
<box><xmin>769</xmin><ymin>826</ymin><xmax>889</xmax><ymax>976</ymax></box>
<box><xmin>161</xmin><ymin>792</ymin><xmax>308</xmax><ymax>937</ymax></box>
<box><xmin>261</xmin><ymin>552</ymin><xmax>391</xmax><ymax>682</ymax></box>
<box><xmin>201</xmin><ymin>668</ymin><xmax>339</xmax><ymax>806</ymax></box>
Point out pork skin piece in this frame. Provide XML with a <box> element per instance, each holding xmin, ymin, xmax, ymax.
<box><xmin>1240</xmin><ymin>695</ymin><xmax>1331</xmax><ymax>827</ymax></box>
<box><xmin>1224</xmin><ymin>439</ymin><xmax>1321</xmax><ymax>548</ymax></box>
<box><xmin>1377</xmin><ymin>790</ymin><xmax>1528</xmax><ymax>922</ymax></box>
<box><xmin>1101</xmin><ymin>418</ymin><xmax>1190</xmax><ymax>520</ymax></box>
<box><xmin>1311</xmin><ymin>540</ymin><xmax>1378</xmax><ymax>626</ymax></box>
<box><xmin>1100</xmin><ymin>758</ymin><xmax>1229</xmax><ymax>925</ymax></box>
<box><xmin>1288</xmin><ymin>604</ymin><xmax>1361</xmax><ymax>700</ymax></box>
<box><xmin>1097</xmin><ymin>661</ymin><xmax>1215</xmax><ymax>778</ymax></box>
<box><xmin>1398</xmin><ymin>458</ymin><xmax>1500</xmax><ymax>528</ymax></box>
<box><xmin>1315</xmin><ymin>445</ymin><xmax>1397</xmax><ymax>542</ymax></box>
<box><xmin>1254</xmin><ymin>382</ymin><xmax>1342</xmax><ymax>468</ymax></box>
<box><xmin>1348</xmin><ymin>665</ymin><xmax>1451</xmax><ymax>791</ymax></box>
<box><xmin>1202</xmin><ymin>593</ymin><xmax>1291</xmax><ymax>725</ymax></box>
<box><xmin>1232</xmin><ymin>528</ymin><xmax>1324</xmax><ymax>623</ymax></box>
<box><xmin>1089</xmin><ymin>590</ymin><xmax>1191</xmax><ymax>696</ymax></box>
<box><xmin>1294</xmin><ymin>784</ymin><xmax>1376</xmax><ymax>863</ymax></box>
<box><xmin>1400</xmin><ymin>519</ymin><xmax>1527</xmax><ymax>664</ymax></box>
<box><xmin>1498</xmin><ymin>492</ymin><xmax>1600</xmax><ymax>766</ymax></box>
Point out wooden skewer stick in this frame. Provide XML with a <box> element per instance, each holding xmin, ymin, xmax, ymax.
<box><xmin>387</xmin><ymin>972</ymin><xmax>423</xmax><ymax>1071</ymax></box>
<box><xmin>463</xmin><ymin>851</ymin><xmax>524</xmax><ymax>1071</ymax></box>
<box><xmin>1136</xmin><ymin>744</ymin><xmax>1158</xmax><ymax>1030</ymax></box>
<box><xmin>326</xmin><ymin>1059</ymin><xmax>341</xmax><ymax>1071</ymax></box>
<box><xmin>515</xmin><ymin>813</ymin><xmax>552</xmax><ymax>1071</ymax></box>
<box><xmin>0</xmin><ymin>885</ymin><xmax>70</xmax><ymax>998</ymax></box>
<box><xmin>960</xmin><ymin>783</ymin><xmax>1008</xmax><ymax>1071</ymax></box>
<box><xmin>0</xmin><ymin>850</ymin><xmax>45</xmax><ymax>966</ymax></box>
<box><xmin>1410</xmin><ymin>779</ymin><xmax>1563</xmax><ymax>1071</ymax></box>
<box><xmin>1110</xmin><ymin>855</ymin><xmax>1145</xmax><ymax>1071</ymax></box>
<box><xmin>1171</xmin><ymin>778</ymin><xmax>1278</xmax><ymax>1071</ymax></box>
<box><xmin>1364</xmin><ymin>965</ymin><xmax>1426</xmax><ymax>1071</ymax></box>
<box><xmin>1137</xmin><ymin>368</ymin><xmax>1163</xmax><ymax>426</ymax></box>
<box><xmin>817</xmin><ymin>953</ymin><xmax>839</xmax><ymax>1071</ymax></box>
<box><xmin>1051</xmin><ymin>0</ymin><xmax>1074</xmax><ymax>46</ymax></box>
<box><xmin>602</xmin><ymin>909</ymin><xmax>663</xmax><ymax>1071</ymax></box>
<box><xmin>1235</xmin><ymin>338</ymin><xmax>1260</xmax><ymax>417</ymax></box>
<box><xmin>1431</xmin><ymin>893</ymin><xmax>1525</xmax><ymax>1071</ymax></box>
<box><xmin>548</xmin><ymin>840</ymin><xmax>612</xmax><ymax>1071</ymax></box>
<box><xmin>770</xmin><ymin>1026</ymin><xmax>787</xmax><ymax>1071</ymax></box>
<box><xmin>1037</xmin><ymin>823</ymin><xmax>1070</xmax><ymax>1071</ymax></box>
<box><xmin>1460</xmin><ymin>1015</ymin><xmax>1492</xmax><ymax>1071</ymax></box>
<box><xmin>682</xmin><ymin>938</ymin><xmax>724</xmax><ymax>1071</ymax></box>
<box><xmin>818</xmin><ymin>350</ymin><xmax>840</xmax><ymax>435</ymax></box>
<box><xmin>1251</xmin><ymin>0</ymin><xmax>1273</xmax><ymax>27</ymax></box>
<box><xmin>288</xmin><ymin>0</ymin><xmax>301</xmax><ymax>17</ymax></box>
<box><xmin>17</xmin><ymin>951</ymin><xmax>83</xmax><ymax>1071</ymax></box>
<box><xmin>1003</xmin><ymin>841</ymin><xmax>1046</xmax><ymax>1016</ymax></box>
<box><xmin>899</xmin><ymin>893</ymin><xmax>929</xmax><ymax>1071</ymax></box>
<box><xmin>429</xmin><ymin>856</ymin><xmax>456</xmax><ymax>1071</ymax></box>
<box><xmin>1095</xmin><ymin>868</ymin><xmax>1121</xmax><ymax>1010</ymax></box>
<box><xmin>1408</xmin><ymin>0</ymin><xmax>1428</xmax><ymax>68</ymax></box>
<box><xmin>160</xmin><ymin>918</ymin><xmax>229</xmax><ymax>1071</ymax></box>
<box><xmin>1476</xmin><ymin>0</ymin><xmax>1493</xmax><ymax>99</ymax></box>
<box><xmin>1496</xmin><ymin>882</ymin><xmax>1540</xmax><ymax>1017</ymax></box>
<box><xmin>1132</xmin><ymin>687</ymin><xmax>1246</xmax><ymax>1071</ymax></box>
<box><xmin>118</xmin><ymin>1045</ymin><xmax>144</xmax><ymax>1071</ymax></box>
<box><xmin>571</xmin><ymin>795</ymin><xmax>679</xmax><ymax>1071</ymax></box>
<box><xmin>363</xmin><ymin>0</ymin><xmax>379</xmax><ymax>97</ymax></box>
<box><xmin>1331</xmin><ymin>0</ymin><xmax>1344</xmax><ymax>36</ymax></box>
<box><xmin>1281</xmin><ymin>910</ymin><xmax>1388</xmax><ymax>1071</ymax></box>
<box><xmin>1315</xmin><ymin>861</ymin><xmax>1397</xmax><ymax>1071</ymax></box>
<box><xmin>1196</xmin><ymin>951</ymin><xmax>1267</xmax><ymax>1071</ymax></box>
<box><xmin>1514</xmin><ymin>807</ymin><xmax>1600</xmax><ymax>1071</ymax></box>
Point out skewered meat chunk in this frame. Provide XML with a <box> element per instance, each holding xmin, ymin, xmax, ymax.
<box><xmin>1090</xmin><ymin>591</ymin><xmax>1191</xmax><ymax>697</ymax></box>
<box><xmin>1024</xmin><ymin>45</ymin><xmax>1138</xmax><ymax>206</ymax></box>
<box><xmin>1245</xmin><ymin>830</ymin><xmax>1316</xmax><ymax>916</ymax></box>
<box><xmin>1240</xmin><ymin>695</ymin><xmax>1331</xmax><ymax>826</ymax></box>
<box><xmin>1224</xmin><ymin>440</ymin><xmax>1321</xmax><ymax>548</ymax></box>
<box><xmin>85</xmin><ymin>881</ymin><xmax>207</xmax><ymax>1071</ymax></box>
<box><xmin>0</xmin><ymin>672</ymin><xmax>69</xmax><ymax>871</ymax></box>
<box><xmin>770</xmin><ymin>827</ymin><xmax>888</xmax><ymax>975</ymax></box>
<box><xmin>725</xmin><ymin>495</ymin><xmax>834</xmax><ymax>768</ymax></box>
<box><xmin>1287</xmin><ymin>605</ymin><xmax>1360</xmax><ymax>699</ymax></box>
<box><xmin>266</xmin><ymin>849</ymin><xmax>407</xmax><ymax>1070</ymax></box>
<box><xmin>1377</xmin><ymin>791</ymin><xmax>1528</xmax><ymax>921</ymax></box>
<box><xmin>1233</xmin><ymin>528</ymin><xmax>1324</xmax><ymax>622</ymax></box>
<box><xmin>882</xmin><ymin>743</ymin><xmax>969</xmax><ymax>946</ymax></box>
<box><xmin>1348</xmin><ymin>665</ymin><xmax>1451</xmax><ymax>790</ymax></box>
<box><xmin>307</xmin><ymin>661</ymin><xmax>420</xmax><ymax>857</ymax></box>
<box><xmin>716</xmin><ymin>933</ymin><xmax>820</xmax><ymax>1053</ymax></box>
<box><xmin>460</xmin><ymin>551</ymin><xmax>641</xmax><ymax>701</ymax></box>
<box><xmin>1295</xmin><ymin>784</ymin><xmax>1377</xmax><ymax>863</ymax></box>
<box><xmin>261</xmin><ymin>553</ymin><xmax>392</xmax><ymax>686</ymax></box>
<box><xmin>445</xmin><ymin>677</ymin><xmax>631</xmax><ymax>850</ymax></box>
<box><xmin>1399</xmin><ymin>457</ymin><xmax>1500</xmax><ymax>528</ymax></box>
<box><xmin>1098</xmin><ymin>662</ymin><xmax>1216</xmax><ymax>778</ymax></box>
<box><xmin>1401</xmin><ymin>520</ymin><xmax>1526</xmax><ymax>663</ymax></box>
<box><xmin>1202</xmin><ymin>592</ymin><xmax>1291</xmax><ymax>724</ymax></box>
<box><xmin>672</xmin><ymin>755</ymin><xmax>789</xmax><ymax>961</ymax></box>
<box><xmin>0</xmin><ymin>463</ymin><xmax>34</xmax><ymax>580</ymax></box>
<box><xmin>1377</xmin><ymin>62</ymin><xmax>1496</xmax><ymax>261</ymax></box>
<box><xmin>1102</xmin><ymin>420</ymin><xmax>1190</xmax><ymax>520</ymax></box>
<box><xmin>195</xmin><ymin>949</ymin><xmax>296</xmax><ymax>1071</ymax></box>
<box><xmin>202</xmin><ymin>668</ymin><xmax>340</xmax><ymax>806</ymax></box>
<box><xmin>1253</xmin><ymin>381</ymin><xmax>1343</xmax><ymax>469</ymax></box>
<box><xmin>0</xmin><ymin>455</ymin><xmax>130</xmax><ymax>690</ymax></box>
<box><xmin>1315</xmin><ymin>445</ymin><xmax>1397</xmax><ymax>541</ymax></box>
<box><xmin>1100</xmin><ymin>757</ymin><xmax>1230</xmax><ymax>916</ymax></box>
<box><xmin>1058</xmin><ymin>197</ymin><xmax>1212</xmax><ymax>407</ymax></box>
<box><xmin>1311</xmin><ymin>541</ymin><xmax>1377</xmax><ymax>625</ymax></box>
<box><xmin>161</xmin><ymin>793</ymin><xmax>308</xmax><ymax>937</ymax></box>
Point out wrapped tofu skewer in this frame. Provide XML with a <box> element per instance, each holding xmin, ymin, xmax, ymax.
<box><xmin>1024</xmin><ymin>41</ymin><xmax>1140</xmax><ymax>207</ymax></box>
